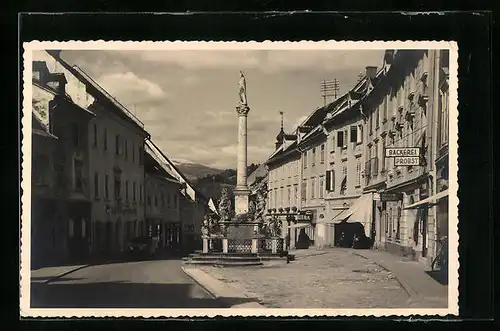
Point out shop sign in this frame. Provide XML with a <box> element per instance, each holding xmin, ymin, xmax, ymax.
<box><xmin>380</xmin><ymin>193</ymin><xmax>403</xmax><ymax>202</ymax></box>
<box><xmin>385</xmin><ymin>147</ymin><xmax>421</xmax><ymax>166</ymax></box>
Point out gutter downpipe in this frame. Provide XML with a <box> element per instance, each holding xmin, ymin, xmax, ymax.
<box><xmin>430</xmin><ymin>50</ymin><xmax>441</xmax><ymax>260</ymax></box>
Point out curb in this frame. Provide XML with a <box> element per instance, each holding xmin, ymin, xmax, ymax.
<box><xmin>181</xmin><ymin>266</ymin><xmax>265</xmax><ymax>308</ymax></box>
<box><xmin>348</xmin><ymin>251</ymin><xmax>418</xmax><ymax>298</ymax></box>
<box><xmin>43</xmin><ymin>265</ymin><xmax>91</xmax><ymax>284</ymax></box>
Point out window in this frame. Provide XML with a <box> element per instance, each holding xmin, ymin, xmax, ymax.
<box><xmin>124</xmin><ymin>140</ymin><xmax>128</xmax><ymax>159</ymax></box>
<box><xmin>293</xmin><ymin>185</ymin><xmax>298</xmax><ymax>206</ymax></box>
<box><xmin>355</xmin><ymin>158</ymin><xmax>361</xmax><ymax>187</ymax></box>
<box><xmin>303</xmin><ymin>151</ymin><xmax>308</xmax><ymax>169</ymax></box>
<box><xmin>114</xmin><ymin>176</ymin><xmax>121</xmax><ymax>200</ymax></box>
<box><xmin>71</xmin><ymin>123</ymin><xmax>80</xmax><ymax>148</ymax></box>
<box><xmin>93</xmin><ymin>123</ymin><xmax>98</xmax><ymax>147</ymax></box>
<box><xmin>167</xmin><ymin>193</ymin><xmax>172</xmax><ymax>208</ymax></box>
<box><xmin>311</xmin><ymin>178</ymin><xmax>316</xmax><ymax>199</ymax></box>
<box><xmin>139</xmin><ymin>184</ymin><xmax>143</xmax><ymax>203</ymax></box>
<box><xmin>350</xmin><ymin>126</ymin><xmax>357</xmax><ymax>143</ymax></box>
<box><xmin>74</xmin><ymin>159</ymin><xmax>84</xmax><ymax>192</ymax></box>
<box><xmin>154</xmin><ymin>195</ymin><xmax>158</xmax><ymax>207</ymax></box>
<box><xmin>105</xmin><ymin>174</ymin><xmax>109</xmax><ymax>199</ymax></box>
<box><xmin>147</xmin><ymin>195</ymin><xmax>151</xmax><ymax>207</ymax></box>
<box><xmin>357</xmin><ymin>125</ymin><xmax>363</xmax><ymax>144</ymax></box>
<box><xmin>312</xmin><ymin>148</ymin><xmax>316</xmax><ymax>166</ymax></box>
<box><xmin>337</xmin><ymin>131</ymin><xmax>344</xmax><ymax>148</ymax></box>
<box><xmin>331</xmin><ymin>135</ymin><xmax>336</xmax><ymax>151</ymax></box>
<box><xmin>115</xmin><ymin>135</ymin><xmax>121</xmax><ymax>156</ymax></box>
<box><xmin>326</xmin><ymin>169</ymin><xmax>335</xmax><ymax>192</ymax></box>
<box><xmin>125</xmin><ymin>180</ymin><xmax>129</xmax><ymax>200</ymax></box>
<box><xmin>103</xmin><ymin>129</ymin><xmax>108</xmax><ymax>150</ymax></box>
<box><xmin>383</xmin><ymin>97</ymin><xmax>388</xmax><ymax>120</ymax></box>
<box><xmin>133</xmin><ymin>182</ymin><xmax>136</xmax><ymax>201</ymax></box>
<box><xmin>174</xmin><ymin>194</ymin><xmax>178</xmax><ymax>209</ymax></box>
<box><xmin>320</xmin><ymin>144</ymin><xmax>325</xmax><ymax>163</ymax></box>
<box><xmin>319</xmin><ymin>177</ymin><xmax>324</xmax><ymax>198</ymax></box>
<box><xmin>374</xmin><ymin>142</ymin><xmax>379</xmax><ymax>175</ymax></box>
<box><xmin>396</xmin><ymin>206</ymin><xmax>402</xmax><ymax>241</ymax></box>
<box><xmin>375</xmin><ymin>105</ymin><xmax>380</xmax><ymax>127</ymax></box>
<box><xmin>94</xmin><ymin>172</ymin><xmax>99</xmax><ymax>198</ymax></box>
<box><xmin>301</xmin><ymin>181</ymin><xmax>307</xmax><ymax>201</ymax></box>
<box><xmin>440</xmin><ymin>88</ymin><xmax>449</xmax><ymax>147</ymax></box>
<box><xmin>161</xmin><ymin>191</ymin><xmax>165</xmax><ymax>206</ymax></box>
<box><xmin>381</xmin><ymin>137</ymin><xmax>387</xmax><ymax>171</ymax></box>
<box><xmin>369</xmin><ymin>113</ymin><xmax>373</xmax><ymax>133</ymax></box>
<box><xmin>132</xmin><ymin>143</ymin><xmax>135</xmax><ymax>162</ymax></box>
<box><xmin>33</xmin><ymin>154</ymin><xmax>49</xmax><ymax>186</ymax></box>
<box><xmin>287</xmin><ymin>187</ymin><xmax>291</xmax><ymax>206</ymax></box>
<box><xmin>139</xmin><ymin>147</ymin><xmax>144</xmax><ymax>166</ymax></box>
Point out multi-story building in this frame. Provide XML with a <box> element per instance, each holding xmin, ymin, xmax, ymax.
<box><xmin>145</xmin><ymin>140</ymin><xmax>210</xmax><ymax>254</ymax></box>
<box><xmin>316</xmin><ymin>67</ymin><xmax>381</xmax><ymax>248</ymax></box>
<box><xmin>265</xmin><ymin>120</ymin><xmax>302</xmax><ymax>248</ymax></box>
<box><xmin>44</xmin><ymin>51</ymin><xmax>152</xmax><ymax>255</ymax></box>
<box><xmin>144</xmin><ymin>151</ymin><xmax>182</xmax><ymax>252</ymax></box>
<box><xmin>31</xmin><ymin>54</ymin><xmax>96</xmax><ymax>266</ymax></box>
<box><xmin>361</xmin><ymin>49</ymin><xmax>448</xmax><ymax>267</ymax></box>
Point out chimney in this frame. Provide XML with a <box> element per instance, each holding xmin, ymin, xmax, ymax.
<box><xmin>365</xmin><ymin>66</ymin><xmax>378</xmax><ymax>79</ymax></box>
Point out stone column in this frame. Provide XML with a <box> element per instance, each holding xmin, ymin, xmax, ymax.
<box><xmin>251</xmin><ymin>238</ymin><xmax>258</xmax><ymax>253</ymax></box>
<box><xmin>222</xmin><ymin>238</ymin><xmax>229</xmax><ymax>253</ymax></box>
<box><xmin>234</xmin><ymin>105</ymin><xmax>251</xmax><ymax>215</ymax></box>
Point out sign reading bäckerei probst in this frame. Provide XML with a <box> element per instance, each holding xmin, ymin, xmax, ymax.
<box><xmin>385</xmin><ymin>147</ymin><xmax>420</xmax><ymax>157</ymax></box>
<box><xmin>385</xmin><ymin>147</ymin><xmax>421</xmax><ymax>166</ymax></box>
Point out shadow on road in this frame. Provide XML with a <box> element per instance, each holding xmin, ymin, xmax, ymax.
<box><xmin>31</xmin><ymin>276</ymin><xmax>87</xmax><ymax>283</ymax></box>
<box><xmin>30</xmin><ymin>280</ymin><xmax>253</xmax><ymax>308</ymax></box>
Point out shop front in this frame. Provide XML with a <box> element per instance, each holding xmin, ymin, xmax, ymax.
<box><xmin>317</xmin><ymin>193</ymin><xmax>374</xmax><ymax>249</ymax></box>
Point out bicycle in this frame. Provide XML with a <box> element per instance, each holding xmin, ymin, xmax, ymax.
<box><xmin>431</xmin><ymin>236</ymin><xmax>448</xmax><ymax>272</ymax></box>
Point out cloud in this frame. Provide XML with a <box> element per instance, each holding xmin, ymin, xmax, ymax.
<box><xmin>97</xmin><ymin>71</ymin><xmax>168</xmax><ymax>105</ymax></box>
<box><xmin>129</xmin><ymin>50</ymin><xmax>384</xmax><ymax>74</ymax></box>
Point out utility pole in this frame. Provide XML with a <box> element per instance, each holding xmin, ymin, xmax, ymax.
<box><xmin>321</xmin><ymin>79</ymin><xmax>340</xmax><ymax>106</ymax></box>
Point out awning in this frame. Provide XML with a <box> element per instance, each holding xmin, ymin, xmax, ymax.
<box><xmin>288</xmin><ymin>223</ymin><xmax>311</xmax><ymax>229</ymax></box>
<box><xmin>318</xmin><ymin>193</ymin><xmax>373</xmax><ymax>225</ymax></box>
<box><xmin>404</xmin><ymin>189</ymin><xmax>449</xmax><ymax>209</ymax></box>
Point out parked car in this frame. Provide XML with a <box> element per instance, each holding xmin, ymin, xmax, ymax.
<box><xmin>126</xmin><ymin>236</ymin><xmax>157</xmax><ymax>260</ymax></box>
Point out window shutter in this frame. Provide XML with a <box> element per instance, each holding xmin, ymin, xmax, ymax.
<box><xmin>337</xmin><ymin>131</ymin><xmax>343</xmax><ymax>147</ymax></box>
<box><xmin>350</xmin><ymin>126</ymin><xmax>357</xmax><ymax>143</ymax></box>
<box><xmin>331</xmin><ymin>169</ymin><xmax>336</xmax><ymax>191</ymax></box>
<box><xmin>325</xmin><ymin>171</ymin><xmax>331</xmax><ymax>191</ymax></box>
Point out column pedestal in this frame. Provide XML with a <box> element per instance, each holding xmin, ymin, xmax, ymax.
<box><xmin>251</xmin><ymin>238</ymin><xmax>258</xmax><ymax>253</ymax></box>
<box><xmin>202</xmin><ymin>236</ymin><xmax>209</xmax><ymax>253</ymax></box>
<box><xmin>222</xmin><ymin>238</ymin><xmax>229</xmax><ymax>254</ymax></box>
<box><xmin>234</xmin><ymin>187</ymin><xmax>251</xmax><ymax>215</ymax></box>
<box><xmin>271</xmin><ymin>238</ymin><xmax>278</xmax><ymax>254</ymax></box>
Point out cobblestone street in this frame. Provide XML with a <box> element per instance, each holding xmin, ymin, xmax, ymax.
<box><xmin>198</xmin><ymin>249</ymin><xmax>411</xmax><ymax>308</ymax></box>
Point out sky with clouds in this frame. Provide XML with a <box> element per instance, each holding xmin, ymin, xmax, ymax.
<box><xmin>60</xmin><ymin>48</ymin><xmax>385</xmax><ymax>169</ymax></box>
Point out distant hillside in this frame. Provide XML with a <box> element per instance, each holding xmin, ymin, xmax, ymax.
<box><xmin>173</xmin><ymin>162</ymin><xmax>224</xmax><ymax>182</ymax></box>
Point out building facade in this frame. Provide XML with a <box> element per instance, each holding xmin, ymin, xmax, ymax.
<box><xmin>144</xmin><ymin>151</ymin><xmax>182</xmax><ymax>253</ymax></box>
<box><xmin>31</xmin><ymin>55</ymin><xmax>96</xmax><ymax>267</ymax></box>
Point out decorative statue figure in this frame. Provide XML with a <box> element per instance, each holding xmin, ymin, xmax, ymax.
<box><xmin>218</xmin><ymin>187</ymin><xmax>232</xmax><ymax>221</ymax></box>
<box><xmin>201</xmin><ymin>215</ymin><xmax>210</xmax><ymax>236</ymax></box>
<box><xmin>269</xmin><ymin>215</ymin><xmax>282</xmax><ymax>238</ymax></box>
<box><xmin>248</xmin><ymin>199</ymin><xmax>256</xmax><ymax>215</ymax></box>
<box><xmin>238</xmin><ymin>71</ymin><xmax>248</xmax><ymax>106</ymax></box>
<box><xmin>253</xmin><ymin>191</ymin><xmax>266</xmax><ymax>223</ymax></box>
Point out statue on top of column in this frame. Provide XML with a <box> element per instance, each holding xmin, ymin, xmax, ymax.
<box><xmin>238</xmin><ymin>71</ymin><xmax>248</xmax><ymax>107</ymax></box>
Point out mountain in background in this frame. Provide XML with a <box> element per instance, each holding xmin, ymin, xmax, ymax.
<box><xmin>172</xmin><ymin>161</ymin><xmax>225</xmax><ymax>182</ymax></box>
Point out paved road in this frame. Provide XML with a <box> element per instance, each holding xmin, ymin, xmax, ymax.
<box><xmin>30</xmin><ymin>259</ymin><xmax>226</xmax><ymax>308</ymax></box>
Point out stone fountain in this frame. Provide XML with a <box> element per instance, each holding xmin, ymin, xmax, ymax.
<box><xmin>183</xmin><ymin>72</ymin><xmax>289</xmax><ymax>267</ymax></box>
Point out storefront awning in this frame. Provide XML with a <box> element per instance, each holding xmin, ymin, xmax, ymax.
<box><xmin>404</xmin><ymin>189</ymin><xmax>449</xmax><ymax>210</ymax></box>
<box><xmin>318</xmin><ymin>193</ymin><xmax>373</xmax><ymax>225</ymax></box>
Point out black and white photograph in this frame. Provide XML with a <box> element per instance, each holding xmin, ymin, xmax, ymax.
<box><xmin>20</xmin><ymin>41</ymin><xmax>458</xmax><ymax>317</ymax></box>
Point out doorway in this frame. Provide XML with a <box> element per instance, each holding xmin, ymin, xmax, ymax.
<box><xmin>421</xmin><ymin>207</ymin><xmax>428</xmax><ymax>257</ymax></box>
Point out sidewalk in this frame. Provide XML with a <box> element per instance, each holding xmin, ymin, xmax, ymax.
<box><xmin>182</xmin><ymin>266</ymin><xmax>265</xmax><ymax>308</ymax></box>
<box><xmin>30</xmin><ymin>264</ymin><xmax>90</xmax><ymax>284</ymax></box>
<box><xmin>344</xmin><ymin>248</ymin><xmax>448</xmax><ymax>306</ymax></box>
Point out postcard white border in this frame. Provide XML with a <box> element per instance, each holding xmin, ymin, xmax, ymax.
<box><xmin>20</xmin><ymin>40</ymin><xmax>459</xmax><ymax>318</ymax></box>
